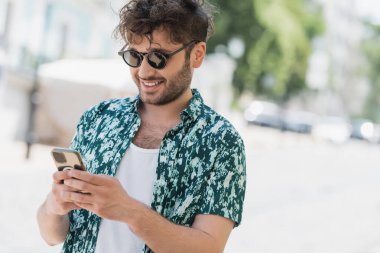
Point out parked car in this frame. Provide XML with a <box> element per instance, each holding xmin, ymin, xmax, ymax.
<box><xmin>244</xmin><ymin>100</ymin><xmax>283</xmax><ymax>129</ymax></box>
<box><xmin>351</xmin><ymin>119</ymin><xmax>380</xmax><ymax>143</ymax></box>
<box><xmin>282</xmin><ymin>110</ymin><xmax>317</xmax><ymax>134</ymax></box>
<box><xmin>312</xmin><ymin>116</ymin><xmax>352</xmax><ymax>144</ymax></box>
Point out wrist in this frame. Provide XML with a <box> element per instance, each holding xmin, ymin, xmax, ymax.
<box><xmin>121</xmin><ymin>196</ymin><xmax>149</xmax><ymax>230</ymax></box>
<box><xmin>44</xmin><ymin>193</ymin><xmax>64</xmax><ymax>217</ymax></box>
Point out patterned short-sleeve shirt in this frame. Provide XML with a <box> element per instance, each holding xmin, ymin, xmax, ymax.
<box><xmin>62</xmin><ymin>89</ymin><xmax>246</xmax><ymax>253</ymax></box>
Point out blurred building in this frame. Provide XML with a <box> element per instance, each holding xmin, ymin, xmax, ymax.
<box><xmin>306</xmin><ymin>0</ymin><xmax>369</xmax><ymax>117</ymax></box>
<box><xmin>0</xmin><ymin>0</ymin><xmax>122</xmax><ymax>70</ymax></box>
<box><xmin>0</xmin><ymin>0</ymin><xmax>126</xmax><ymax>146</ymax></box>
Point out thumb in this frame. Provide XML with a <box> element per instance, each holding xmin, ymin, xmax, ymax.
<box><xmin>65</xmin><ymin>202</ymin><xmax>81</xmax><ymax>211</ymax></box>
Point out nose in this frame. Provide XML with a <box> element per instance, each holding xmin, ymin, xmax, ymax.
<box><xmin>138</xmin><ymin>55</ymin><xmax>156</xmax><ymax>78</ymax></box>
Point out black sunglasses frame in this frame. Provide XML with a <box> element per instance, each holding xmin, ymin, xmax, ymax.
<box><xmin>118</xmin><ymin>40</ymin><xmax>198</xmax><ymax>69</ymax></box>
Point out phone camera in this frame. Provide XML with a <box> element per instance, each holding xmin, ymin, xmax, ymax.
<box><xmin>52</xmin><ymin>152</ymin><xmax>67</xmax><ymax>163</ymax></box>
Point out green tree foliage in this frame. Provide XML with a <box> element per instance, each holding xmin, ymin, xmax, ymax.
<box><xmin>208</xmin><ymin>0</ymin><xmax>324</xmax><ymax>102</ymax></box>
<box><xmin>362</xmin><ymin>23</ymin><xmax>380</xmax><ymax>122</ymax></box>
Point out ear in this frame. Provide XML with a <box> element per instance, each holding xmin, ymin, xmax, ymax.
<box><xmin>191</xmin><ymin>42</ymin><xmax>206</xmax><ymax>68</ymax></box>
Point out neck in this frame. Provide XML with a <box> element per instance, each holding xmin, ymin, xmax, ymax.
<box><xmin>139</xmin><ymin>89</ymin><xmax>193</xmax><ymax>126</ymax></box>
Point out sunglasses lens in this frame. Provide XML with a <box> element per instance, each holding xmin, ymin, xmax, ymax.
<box><xmin>124</xmin><ymin>50</ymin><xmax>141</xmax><ymax>67</ymax></box>
<box><xmin>147</xmin><ymin>52</ymin><xmax>167</xmax><ymax>69</ymax></box>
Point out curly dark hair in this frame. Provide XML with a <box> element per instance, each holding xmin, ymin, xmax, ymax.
<box><xmin>114</xmin><ymin>0</ymin><xmax>216</xmax><ymax>45</ymax></box>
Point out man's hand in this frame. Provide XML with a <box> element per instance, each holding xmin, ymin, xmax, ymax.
<box><xmin>45</xmin><ymin>170</ymin><xmax>81</xmax><ymax>216</ymax></box>
<box><xmin>37</xmin><ymin>170</ymin><xmax>80</xmax><ymax>246</ymax></box>
<box><xmin>62</xmin><ymin>170</ymin><xmax>132</xmax><ymax>221</ymax></box>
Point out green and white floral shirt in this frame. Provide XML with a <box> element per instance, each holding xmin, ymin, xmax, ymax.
<box><xmin>62</xmin><ymin>89</ymin><xmax>246</xmax><ymax>253</ymax></box>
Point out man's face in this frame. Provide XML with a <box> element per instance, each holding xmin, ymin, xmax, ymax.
<box><xmin>128</xmin><ymin>30</ymin><xmax>194</xmax><ymax>105</ymax></box>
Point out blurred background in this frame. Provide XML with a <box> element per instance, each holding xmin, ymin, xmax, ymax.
<box><xmin>0</xmin><ymin>0</ymin><xmax>380</xmax><ymax>252</ymax></box>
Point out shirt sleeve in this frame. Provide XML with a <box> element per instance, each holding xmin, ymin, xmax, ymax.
<box><xmin>65</xmin><ymin>100</ymin><xmax>111</xmax><ymax>247</ymax></box>
<box><xmin>69</xmin><ymin>113</ymin><xmax>85</xmax><ymax>151</ymax></box>
<box><xmin>69</xmin><ymin>100</ymin><xmax>110</xmax><ymax>152</ymax></box>
<box><xmin>198</xmin><ymin>130</ymin><xmax>247</xmax><ymax>227</ymax></box>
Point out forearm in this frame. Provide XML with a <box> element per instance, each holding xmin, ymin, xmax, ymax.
<box><xmin>125</xmin><ymin>200</ymin><xmax>221</xmax><ymax>253</ymax></box>
<box><xmin>37</xmin><ymin>199</ymin><xmax>69</xmax><ymax>246</ymax></box>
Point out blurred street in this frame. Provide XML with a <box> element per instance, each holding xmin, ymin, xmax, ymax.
<box><xmin>1</xmin><ymin>110</ymin><xmax>380</xmax><ymax>252</ymax></box>
<box><xmin>227</xmin><ymin>126</ymin><xmax>380</xmax><ymax>253</ymax></box>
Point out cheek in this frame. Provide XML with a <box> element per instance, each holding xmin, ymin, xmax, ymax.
<box><xmin>160</xmin><ymin>62</ymin><xmax>184</xmax><ymax>79</ymax></box>
<box><xmin>130</xmin><ymin>68</ymin><xmax>139</xmax><ymax>81</ymax></box>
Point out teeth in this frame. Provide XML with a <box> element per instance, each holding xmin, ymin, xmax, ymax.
<box><xmin>142</xmin><ymin>81</ymin><xmax>160</xmax><ymax>87</ymax></box>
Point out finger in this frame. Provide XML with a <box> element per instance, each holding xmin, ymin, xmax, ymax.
<box><xmin>75</xmin><ymin>202</ymin><xmax>96</xmax><ymax>216</ymax></box>
<box><xmin>63</xmin><ymin>191</ymin><xmax>93</xmax><ymax>204</ymax></box>
<box><xmin>68</xmin><ymin>170</ymin><xmax>109</xmax><ymax>186</ymax></box>
<box><xmin>52</xmin><ymin>170</ymin><xmax>72</xmax><ymax>184</ymax></box>
<box><xmin>52</xmin><ymin>184</ymin><xmax>84</xmax><ymax>205</ymax></box>
<box><xmin>64</xmin><ymin>178</ymin><xmax>95</xmax><ymax>193</ymax></box>
<box><xmin>74</xmin><ymin>202</ymin><xmax>94</xmax><ymax>211</ymax></box>
<box><xmin>53</xmin><ymin>183</ymin><xmax>80</xmax><ymax>193</ymax></box>
<box><xmin>64</xmin><ymin>202</ymin><xmax>82</xmax><ymax>211</ymax></box>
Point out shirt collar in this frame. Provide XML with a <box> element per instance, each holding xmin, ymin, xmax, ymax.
<box><xmin>129</xmin><ymin>88</ymin><xmax>204</xmax><ymax>123</ymax></box>
<box><xmin>180</xmin><ymin>89</ymin><xmax>204</xmax><ymax>123</ymax></box>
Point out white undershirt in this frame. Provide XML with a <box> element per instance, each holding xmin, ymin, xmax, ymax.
<box><xmin>95</xmin><ymin>143</ymin><xmax>159</xmax><ymax>253</ymax></box>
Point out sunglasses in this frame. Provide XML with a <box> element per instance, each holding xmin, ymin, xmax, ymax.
<box><xmin>118</xmin><ymin>40</ymin><xmax>197</xmax><ymax>70</ymax></box>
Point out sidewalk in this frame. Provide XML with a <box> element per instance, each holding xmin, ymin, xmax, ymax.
<box><xmin>0</xmin><ymin>141</ymin><xmax>61</xmax><ymax>253</ymax></box>
<box><xmin>0</xmin><ymin>91</ymin><xmax>61</xmax><ymax>252</ymax></box>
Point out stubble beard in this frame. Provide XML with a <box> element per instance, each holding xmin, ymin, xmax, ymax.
<box><xmin>137</xmin><ymin>58</ymin><xmax>192</xmax><ymax>106</ymax></box>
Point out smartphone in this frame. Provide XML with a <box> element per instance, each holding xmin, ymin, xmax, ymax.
<box><xmin>51</xmin><ymin>148</ymin><xmax>86</xmax><ymax>171</ymax></box>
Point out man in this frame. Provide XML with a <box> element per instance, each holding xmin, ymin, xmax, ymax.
<box><xmin>37</xmin><ymin>0</ymin><xmax>246</xmax><ymax>252</ymax></box>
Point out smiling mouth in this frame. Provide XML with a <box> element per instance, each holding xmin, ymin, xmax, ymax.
<box><xmin>140</xmin><ymin>80</ymin><xmax>164</xmax><ymax>87</ymax></box>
